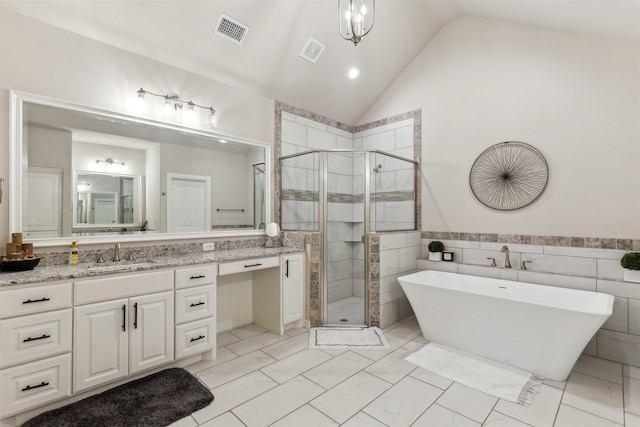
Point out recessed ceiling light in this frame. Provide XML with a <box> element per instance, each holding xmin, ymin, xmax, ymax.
<box><xmin>348</xmin><ymin>68</ymin><xmax>360</xmax><ymax>79</ymax></box>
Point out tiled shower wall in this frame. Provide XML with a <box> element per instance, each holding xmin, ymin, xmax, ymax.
<box><xmin>276</xmin><ymin>101</ymin><xmax>421</xmax><ymax>326</ymax></box>
<box><xmin>419</xmin><ymin>234</ymin><xmax>640</xmax><ymax>368</ymax></box>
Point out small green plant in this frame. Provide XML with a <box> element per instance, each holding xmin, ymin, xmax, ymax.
<box><xmin>428</xmin><ymin>240</ymin><xmax>444</xmax><ymax>252</ymax></box>
<box><xmin>621</xmin><ymin>252</ymin><xmax>640</xmax><ymax>270</ymax></box>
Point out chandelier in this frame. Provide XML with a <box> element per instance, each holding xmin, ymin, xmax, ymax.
<box><xmin>338</xmin><ymin>0</ymin><xmax>375</xmax><ymax>46</ymax></box>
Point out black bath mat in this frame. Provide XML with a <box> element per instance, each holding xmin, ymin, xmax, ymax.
<box><xmin>22</xmin><ymin>368</ymin><xmax>214</xmax><ymax>427</ymax></box>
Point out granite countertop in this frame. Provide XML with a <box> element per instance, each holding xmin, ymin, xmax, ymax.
<box><xmin>0</xmin><ymin>246</ymin><xmax>302</xmax><ymax>287</ymax></box>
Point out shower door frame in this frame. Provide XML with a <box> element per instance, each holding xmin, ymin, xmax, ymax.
<box><xmin>321</xmin><ymin>150</ymin><xmax>371</xmax><ymax>327</ymax></box>
<box><xmin>279</xmin><ymin>149</ymin><xmax>418</xmax><ymax>327</ymax></box>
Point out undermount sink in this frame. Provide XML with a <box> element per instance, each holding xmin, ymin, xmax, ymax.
<box><xmin>87</xmin><ymin>262</ymin><xmax>156</xmax><ymax>273</ymax></box>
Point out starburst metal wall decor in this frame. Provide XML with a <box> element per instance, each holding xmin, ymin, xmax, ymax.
<box><xmin>469</xmin><ymin>141</ymin><xmax>548</xmax><ymax>211</ymax></box>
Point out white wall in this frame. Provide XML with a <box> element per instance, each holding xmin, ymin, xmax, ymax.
<box><xmin>0</xmin><ymin>9</ymin><xmax>275</xmax><ymax>247</ymax></box>
<box><xmin>359</xmin><ymin>15</ymin><xmax>640</xmax><ymax>239</ymax></box>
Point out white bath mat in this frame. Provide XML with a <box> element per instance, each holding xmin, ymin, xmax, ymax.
<box><xmin>309</xmin><ymin>327</ymin><xmax>390</xmax><ymax>351</ymax></box>
<box><xmin>404</xmin><ymin>343</ymin><xmax>541</xmax><ymax>405</ymax></box>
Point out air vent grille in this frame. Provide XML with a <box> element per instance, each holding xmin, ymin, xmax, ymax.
<box><xmin>299</xmin><ymin>38</ymin><xmax>326</xmax><ymax>64</ymax></box>
<box><xmin>215</xmin><ymin>14</ymin><xmax>250</xmax><ymax>44</ymax></box>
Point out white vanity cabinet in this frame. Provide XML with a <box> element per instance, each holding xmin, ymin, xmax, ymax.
<box><xmin>73</xmin><ymin>270</ymin><xmax>174</xmax><ymax>393</ymax></box>
<box><xmin>174</xmin><ymin>265</ymin><xmax>217</xmax><ymax>360</ymax></box>
<box><xmin>0</xmin><ymin>282</ymin><xmax>73</xmax><ymax>418</ymax></box>
<box><xmin>282</xmin><ymin>253</ymin><xmax>304</xmax><ymax>326</ymax></box>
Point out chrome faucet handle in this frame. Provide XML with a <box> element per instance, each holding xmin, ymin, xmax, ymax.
<box><xmin>126</xmin><ymin>251</ymin><xmax>135</xmax><ymax>261</ymax></box>
<box><xmin>96</xmin><ymin>253</ymin><xmax>105</xmax><ymax>263</ymax></box>
<box><xmin>521</xmin><ymin>260</ymin><xmax>532</xmax><ymax>270</ymax></box>
<box><xmin>487</xmin><ymin>257</ymin><xmax>497</xmax><ymax>267</ymax></box>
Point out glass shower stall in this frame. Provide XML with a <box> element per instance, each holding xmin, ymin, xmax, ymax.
<box><xmin>280</xmin><ymin>150</ymin><xmax>417</xmax><ymax>326</ymax></box>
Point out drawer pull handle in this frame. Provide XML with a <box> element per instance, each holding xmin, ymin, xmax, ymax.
<box><xmin>22</xmin><ymin>297</ymin><xmax>51</xmax><ymax>304</ymax></box>
<box><xmin>189</xmin><ymin>301</ymin><xmax>205</xmax><ymax>307</ymax></box>
<box><xmin>244</xmin><ymin>263</ymin><xmax>262</xmax><ymax>268</ymax></box>
<box><xmin>190</xmin><ymin>275</ymin><xmax>205</xmax><ymax>280</ymax></box>
<box><xmin>133</xmin><ymin>302</ymin><xmax>138</xmax><ymax>329</ymax></box>
<box><xmin>22</xmin><ymin>381</ymin><xmax>49</xmax><ymax>392</ymax></box>
<box><xmin>190</xmin><ymin>335</ymin><xmax>205</xmax><ymax>342</ymax></box>
<box><xmin>23</xmin><ymin>334</ymin><xmax>51</xmax><ymax>343</ymax></box>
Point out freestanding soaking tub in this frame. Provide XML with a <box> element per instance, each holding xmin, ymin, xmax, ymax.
<box><xmin>398</xmin><ymin>270</ymin><xmax>614</xmax><ymax>380</ymax></box>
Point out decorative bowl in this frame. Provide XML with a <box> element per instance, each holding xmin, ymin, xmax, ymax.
<box><xmin>0</xmin><ymin>257</ymin><xmax>41</xmax><ymax>272</ymax></box>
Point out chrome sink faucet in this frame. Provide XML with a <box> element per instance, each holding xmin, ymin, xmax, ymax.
<box><xmin>113</xmin><ymin>243</ymin><xmax>121</xmax><ymax>262</ymax></box>
<box><xmin>500</xmin><ymin>245</ymin><xmax>512</xmax><ymax>268</ymax></box>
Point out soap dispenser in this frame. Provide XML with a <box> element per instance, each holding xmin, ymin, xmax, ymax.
<box><xmin>69</xmin><ymin>241</ymin><xmax>79</xmax><ymax>264</ymax></box>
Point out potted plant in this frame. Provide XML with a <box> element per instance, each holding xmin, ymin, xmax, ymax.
<box><xmin>621</xmin><ymin>252</ymin><xmax>640</xmax><ymax>283</ymax></box>
<box><xmin>428</xmin><ymin>240</ymin><xmax>445</xmax><ymax>261</ymax></box>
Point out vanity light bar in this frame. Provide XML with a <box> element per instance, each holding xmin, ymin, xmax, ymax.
<box><xmin>96</xmin><ymin>158</ymin><xmax>125</xmax><ymax>166</ymax></box>
<box><xmin>136</xmin><ymin>87</ymin><xmax>216</xmax><ymax>124</ymax></box>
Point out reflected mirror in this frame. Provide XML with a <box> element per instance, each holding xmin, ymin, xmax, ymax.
<box><xmin>74</xmin><ymin>172</ymin><xmax>142</xmax><ymax>229</ymax></box>
<box><xmin>11</xmin><ymin>91</ymin><xmax>269</xmax><ymax>242</ymax></box>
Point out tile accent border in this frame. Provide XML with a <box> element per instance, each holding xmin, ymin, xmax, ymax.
<box><xmin>423</xmin><ymin>231</ymin><xmax>640</xmax><ymax>251</ymax></box>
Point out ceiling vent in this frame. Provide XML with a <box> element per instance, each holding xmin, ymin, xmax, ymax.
<box><xmin>215</xmin><ymin>14</ymin><xmax>250</xmax><ymax>45</ymax></box>
<box><xmin>299</xmin><ymin>38</ymin><xmax>326</xmax><ymax>64</ymax></box>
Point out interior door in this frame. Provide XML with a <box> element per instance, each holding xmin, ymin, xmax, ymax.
<box><xmin>22</xmin><ymin>167</ymin><xmax>62</xmax><ymax>238</ymax></box>
<box><xmin>167</xmin><ymin>173</ymin><xmax>211</xmax><ymax>233</ymax></box>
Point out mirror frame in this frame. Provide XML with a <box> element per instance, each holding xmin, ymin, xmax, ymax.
<box><xmin>9</xmin><ymin>90</ymin><xmax>272</xmax><ymax>246</ymax></box>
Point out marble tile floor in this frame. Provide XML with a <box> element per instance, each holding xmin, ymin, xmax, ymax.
<box><xmin>173</xmin><ymin>318</ymin><xmax>639</xmax><ymax>427</ymax></box>
<box><xmin>327</xmin><ymin>296</ymin><xmax>365</xmax><ymax>325</ymax></box>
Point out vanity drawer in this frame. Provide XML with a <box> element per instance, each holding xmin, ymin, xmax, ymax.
<box><xmin>75</xmin><ymin>270</ymin><xmax>174</xmax><ymax>305</ymax></box>
<box><xmin>0</xmin><ymin>309</ymin><xmax>72</xmax><ymax>369</ymax></box>
<box><xmin>218</xmin><ymin>256</ymin><xmax>279</xmax><ymax>276</ymax></box>
<box><xmin>175</xmin><ymin>265</ymin><xmax>217</xmax><ymax>289</ymax></box>
<box><xmin>175</xmin><ymin>317</ymin><xmax>216</xmax><ymax>360</ymax></box>
<box><xmin>175</xmin><ymin>285</ymin><xmax>216</xmax><ymax>324</ymax></box>
<box><xmin>0</xmin><ymin>283</ymin><xmax>72</xmax><ymax>319</ymax></box>
<box><xmin>0</xmin><ymin>353</ymin><xmax>72</xmax><ymax>418</ymax></box>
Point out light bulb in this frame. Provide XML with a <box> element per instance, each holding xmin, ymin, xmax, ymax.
<box><xmin>361</xmin><ymin>4</ymin><xmax>367</xmax><ymax>15</ymax></box>
<box><xmin>183</xmin><ymin>104</ymin><xmax>196</xmax><ymax>124</ymax></box>
<box><xmin>209</xmin><ymin>109</ymin><xmax>218</xmax><ymax>127</ymax></box>
<box><xmin>348</xmin><ymin>68</ymin><xmax>360</xmax><ymax>79</ymax></box>
<box><xmin>133</xmin><ymin>89</ymin><xmax>146</xmax><ymax>113</ymax></box>
<box><xmin>164</xmin><ymin>98</ymin><xmax>174</xmax><ymax>115</ymax></box>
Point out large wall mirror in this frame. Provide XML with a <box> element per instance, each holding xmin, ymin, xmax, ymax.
<box><xmin>10</xmin><ymin>90</ymin><xmax>270</xmax><ymax>245</ymax></box>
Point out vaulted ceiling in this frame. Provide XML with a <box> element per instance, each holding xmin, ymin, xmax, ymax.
<box><xmin>2</xmin><ymin>0</ymin><xmax>638</xmax><ymax>125</ymax></box>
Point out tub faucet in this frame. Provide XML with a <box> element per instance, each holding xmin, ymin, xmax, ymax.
<box><xmin>113</xmin><ymin>243</ymin><xmax>121</xmax><ymax>262</ymax></box>
<box><xmin>500</xmin><ymin>245</ymin><xmax>512</xmax><ymax>268</ymax></box>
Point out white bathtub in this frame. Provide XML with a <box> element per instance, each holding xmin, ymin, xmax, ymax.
<box><xmin>398</xmin><ymin>270</ymin><xmax>614</xmax><ymax>380</ymax></box>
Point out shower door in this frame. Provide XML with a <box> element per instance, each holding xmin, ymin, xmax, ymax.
<box><xmin>325</xmin><ymin>152</ymin><xmax>366</xmax><ymax>325</ymax></box>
